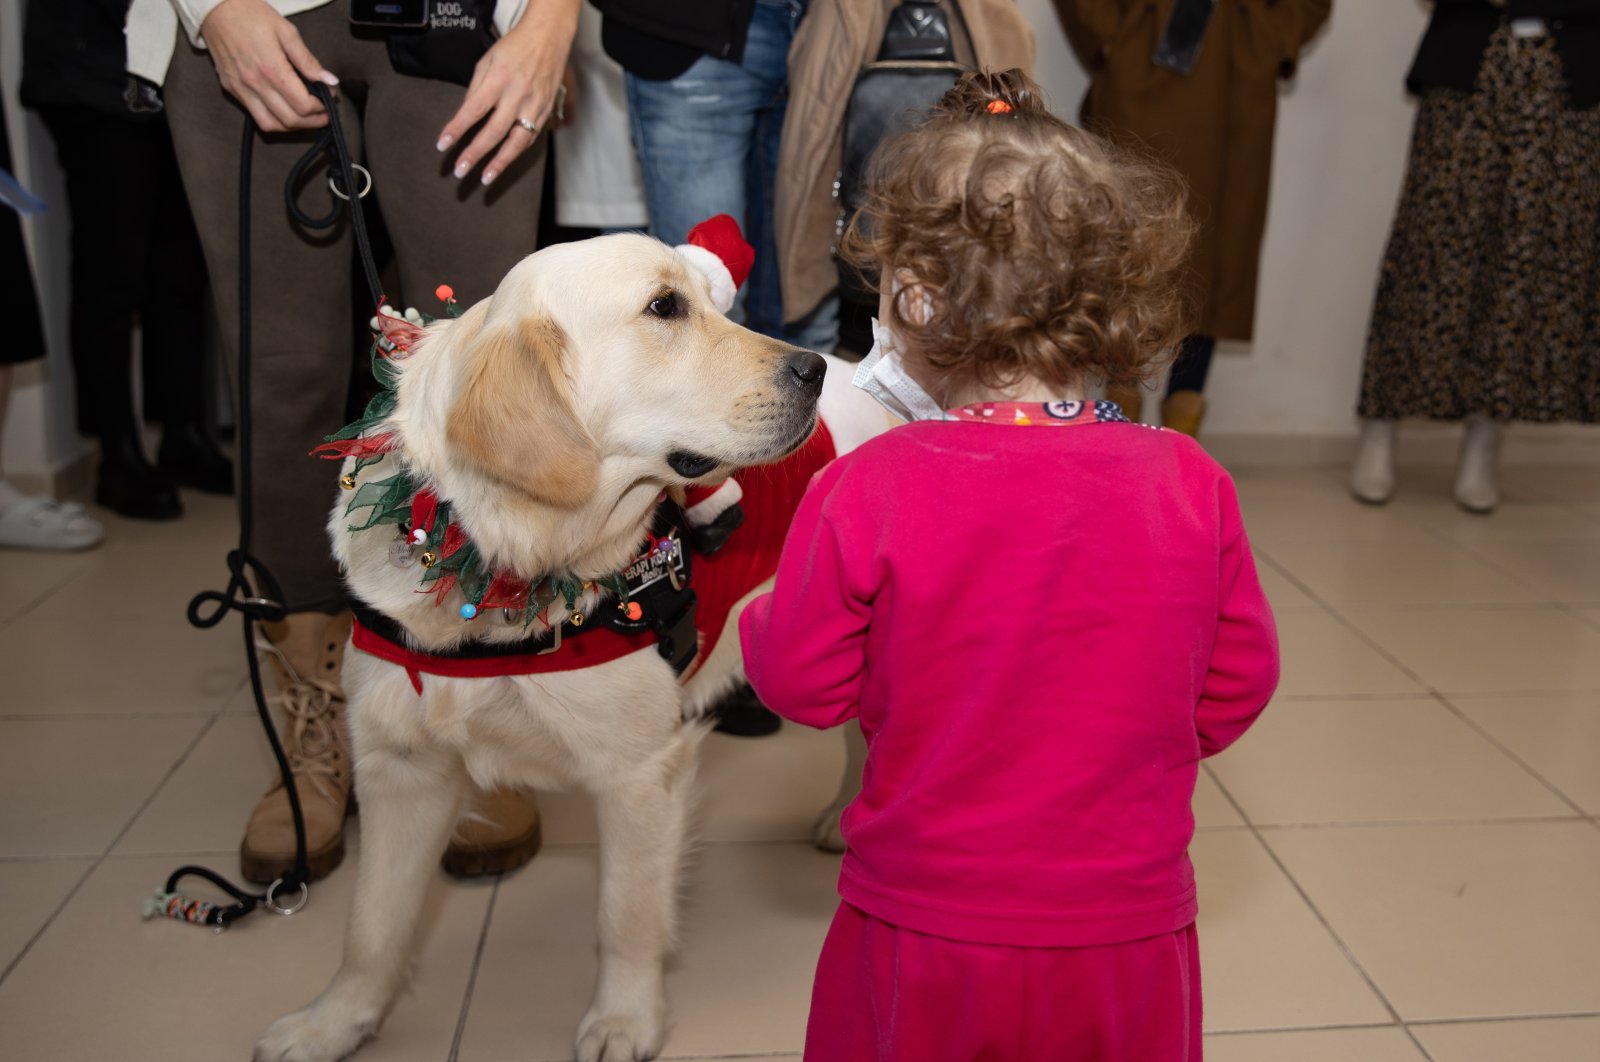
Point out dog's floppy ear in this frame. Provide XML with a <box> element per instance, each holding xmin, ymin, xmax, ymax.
<box><xmin>447</xmin><ymin>315</ymin><xmax>600</xmax><ymax>509</ymax></box>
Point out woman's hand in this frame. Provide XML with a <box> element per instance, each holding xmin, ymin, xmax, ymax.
<box><xmin>199</xmin><ymin>0</ymin><xmax>339</xmax><ymax>132</ymax></box>
<box><xmin>436</xmin><ymin>0</ymin><xmax>581</xmax><ymax>186</ymax></box>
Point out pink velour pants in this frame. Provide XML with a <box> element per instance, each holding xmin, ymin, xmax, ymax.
<box><xmin>804</xmin><ymin>903</ymin><xmax>1203</xmax><ymax>1062</ymax></box>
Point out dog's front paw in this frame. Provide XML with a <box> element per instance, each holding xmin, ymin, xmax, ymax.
<box><xmin>812</xmin><ymin>800</ymin><xmax>847</xmax><ymax>853</ymax></box>
<box><xmin>253</xmin><ymin>998</ymin><xmax>378</xmax><ymax>1062</ymax></box>
<box><xmin>576</xmin><ymin>1012</ymin><xmax>664</xmax><ymax>1062</ymax></box>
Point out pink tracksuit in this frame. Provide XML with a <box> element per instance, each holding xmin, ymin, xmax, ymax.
<box><xmin>741</xmin><ymin>402</ymin><xmax>1279</xmax><ymax>1061</ymax></box>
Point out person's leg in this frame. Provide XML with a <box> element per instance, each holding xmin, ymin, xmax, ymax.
<box><xmin>363</xmin><ymin>72</ymin><xmax>546</xmax><ymax>310</ymax></box>
<box><xmin>627</xmin><ymin>50</ymin><xmax>765</xmax><ymax>329</ymax></box>
<box><xmin>1163</xmin><ymin>333</ymin><xmax>1215</xmax><ymax>437</ymax></box>
<box><xmin>806</xmin><ymin>903</ymin><xmax>1026</xmax><ymax>1061</ymax></box>
<box><xmin>1024</xmin><ymin>923</ymin><xmax>1202</xmax><ymax>1060</ymax></box>
<box><xmin>142</xmin><ymin>121</ymin><xmax>232</xmax><ymax>494</ymax></box>
<box><xmin>38</xmin><ymin>108</ymin><xmax>182</xmax><ymax>519</ymax></box>
<box><xmin>164</xmin><ymin>7</ymin><xmax>364</xmax><ymax>881</ymax></box>
<box><xmin>164</xmin><ymin>12</ymin><xmax>358</xmax><ymax>611</ymax></box>
<box><xmin>745</xmin><ymin>0</ymin><xmax>839</xmax><ymax>351</ymax></box>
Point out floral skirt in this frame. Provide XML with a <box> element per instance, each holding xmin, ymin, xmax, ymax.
<box><xmin>1359</xmin><ymin>26</ymin><xmax>1600</xmax><ymax>423</ymax></box>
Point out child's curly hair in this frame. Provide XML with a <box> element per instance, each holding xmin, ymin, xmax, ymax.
<box><xmin>841</xmin><ymin>69</ymin><xmax>1195</xmax><ymax>391</ymax></box>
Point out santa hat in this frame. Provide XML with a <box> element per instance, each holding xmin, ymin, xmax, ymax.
<box><xmin>676</xmin><ymin>214</ymin><xmax>755</xmax><ymax>316</ymax></box>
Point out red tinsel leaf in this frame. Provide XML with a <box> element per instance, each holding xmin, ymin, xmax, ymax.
<box><xmin>419</xmin><ymin>572</ymin><xmax>457</xmax><ymax>604</ymax></box>
<box><xmin>309</xmin><ymin>432</ymin><xmax>399</xmax><ymax>461</ymax></box>
<box><xmin>478</xmin><ymin>571</ymin><xmax>531</xmax><ymax>611</ymax></box>
<box><xmin>440</xmin><ymin>522</ymin><xmax>468</xmax><ymax>559</ymax></box>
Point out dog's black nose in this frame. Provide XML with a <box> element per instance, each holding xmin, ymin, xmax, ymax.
<box><xmin>785</xmin><ymin>350</ymin><xmax>827</xmax><ymax>393</ymax></box>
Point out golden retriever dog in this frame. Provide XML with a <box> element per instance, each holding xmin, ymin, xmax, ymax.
<box><xmin>253</xmin><ymin>233</ymin><xmax>883</xmax><ymax>1062</ymax></box>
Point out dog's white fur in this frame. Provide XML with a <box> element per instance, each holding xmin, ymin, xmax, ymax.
<box><xmin>254</xmin><ymin>234</ymin><xmax>882</xmax><ymax>1062</ymax></box>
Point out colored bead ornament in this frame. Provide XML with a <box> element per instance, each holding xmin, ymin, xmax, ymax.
<box><xmin>340</xmin><ymin>473</ymin><xmax>357</xmax><ymax>490</ymax></box>
<box><xmin>623</xmin><ymin>601</ymin><xmax>643</xmax><ymax>621</ymax></box>
<box><xmin>460</xmin><ymin>603</ymin><xmax>478</xmax><ymax>620</ymax></box>
<box><xmin>435</xmin><ymin>284</ymin><xmax>455</xmax><ymax>303</ymax></box>
<box><xmin>421</xmin><ymin>551</ymin><xmax>438</xmax><ymax>569</ymax></box>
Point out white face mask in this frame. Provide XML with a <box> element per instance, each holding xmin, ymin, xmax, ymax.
<box><xmin>852</xmin><ymin>317</ymin><xmax>946</xmax><ymax>422</ymax></box>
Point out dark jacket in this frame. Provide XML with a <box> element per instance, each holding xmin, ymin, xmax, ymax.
<box><xmin>21</xmin><ymin>0</ymin><xmax>161</xmax><ymax>117</ymax></box>
<box><xmin>1407</xmin><ymin>0</ymin><xmax>1600</xmax><ymax>108</ymax></box>
<box><xmin>594</xmin><ymin>0</ymin><xmax>760</xmax><ymax>80</ymax></box>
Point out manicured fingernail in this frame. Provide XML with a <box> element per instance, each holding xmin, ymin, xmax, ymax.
<box><xmin>436</xmin><ymin>134</ymin><xmax>454</xmax><ymax>152</ymax></box>
<box><xmin>481</xmin><ymin>169</ymin><xmax>498</xmax><ymax>186</ymax></box>
<box><xmin>453</xmin><ymin>160</ymin><xmax>470</xmax><ymax>179</ymax></box>
<box><xmin>320</xmin><ymin>71</ymin><xmax>340</xmax><ymax>86</ymax></box>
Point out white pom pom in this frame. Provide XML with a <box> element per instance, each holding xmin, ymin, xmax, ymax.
<box><xmin>369</xmin><ymin>316</ymin><xmax>382</xmax><ymax>331</ymax></box>
<box><xmin>676</xmin><ymin>244</ymin><xmax>737</xmax><ymax>316</ymax></box>
<box><xmin>404</xmin><ymin>307</ymin><xmax>423</xmax><ymax>324</ymax></box>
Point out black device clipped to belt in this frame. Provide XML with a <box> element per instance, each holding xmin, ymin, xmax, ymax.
<box><xmin>351</xmin><ymin>0</ymin><xmax>499</xmax><ymax>86</ymax></box>
<box><xmin>152</xmin><ymin>81</ymin><xmax>383</xmax><ymax>932</ymax></box>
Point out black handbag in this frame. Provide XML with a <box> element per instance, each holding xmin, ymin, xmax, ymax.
<box><xmin>836</xmin><ymin>1</ymin><xmax>971</xmax><ymax>317</ymax></box>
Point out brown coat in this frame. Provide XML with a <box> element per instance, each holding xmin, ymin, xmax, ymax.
<box><xmin>776</xmin><ymin>0</ymin><xmax>1037</xmax><ymax>323</ymax></box>
<box><xmin>1056</xmin><ymin>0</ymin><xmax>1330</xmax><ymax>341</ymax></box>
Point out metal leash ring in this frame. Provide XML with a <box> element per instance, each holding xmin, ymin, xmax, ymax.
<box><xmin>265</xmin><ymin>878</ymin><xmax>310</xmax><ymax>916</ymax></box>
<box><xmin>329</xmin><ymin>163</ymin><xmax>373</xmax><ymax>202</ymax></box>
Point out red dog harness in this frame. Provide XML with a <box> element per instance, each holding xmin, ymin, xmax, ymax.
<box><xmin>349</xmin><ymin>421</ymin><xmax>836</xmax><ymax>694</ymax></box>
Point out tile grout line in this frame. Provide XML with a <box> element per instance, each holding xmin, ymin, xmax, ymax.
<box><xmin>0</xmin><ymin>709</ymin><xmax>222</xmax><ymax>989</ymax></box>
<box><xmin>1272</xmin><ymin>532</ymin><xmax>1598</xmax><ymax>818</ymax></box>
<box><xmin>1201</xmin><ymin>765</ymin><xmax>1437</xmax><ymax>1062</ymax></box>
<box><xmin>1261</xmin><ymin>535</ymin><xmax>1597</xmax><ymax>835</ymax></box>
<box><xmin>1425</xmin><ymin>690</ymin><xmax>1593</xmax><ymax>819</ymax></box>
<box><xmin>446</xmin><ymin>873</ymin><xmax>502</xmax><ymax>1062</ymax></box>
<box><xmin>1405</xmin><ymin>1010</ymin><xmax>1600</xmax><ymax>1028</ymax></box>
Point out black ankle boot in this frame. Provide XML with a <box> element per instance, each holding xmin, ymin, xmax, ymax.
<box><xmin>96</xmin><ymin>435</ymin><xmax>182</xmax><ymax>520</ymax></box>
<box><xmin>158</xmin><ymin>423</ymin><xmax>234</xmax><ymax>495</ymax></box>
<box><xmin>709</xmin><ymin>682</ymin><xmax>783</xmax><ymax>737</ymax></box>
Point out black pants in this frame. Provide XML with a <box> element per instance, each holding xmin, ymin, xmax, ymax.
<box><xmin>37</xmin><ymin>107</ymin><xmax>209</xmax><ymax>440</ymax></box>
<box><xmin>1167</xmin><ymin>334</ymin><xmax>1215</xmax><ymax>394</ymax></box>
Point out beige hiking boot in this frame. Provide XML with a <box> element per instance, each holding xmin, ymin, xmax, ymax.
<box><xmin>240</xmin><ymin>610</ymin><xmax>354</xmax><ymax>885</ymax></box>
<box><xmin>443</xmin><ymin>786</ymin><xmax>543</xmax><ymax>878</ymax></box>
<box><xmin>1162</xmin><ymin>390</ymin><xmax>1208</xmax><ymax>438</ymax></box>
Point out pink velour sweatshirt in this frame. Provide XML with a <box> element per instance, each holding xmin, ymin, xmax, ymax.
<box><xmin>741</xmin><ymin>409</ymin><xmax>1279</xmax><ymax>948</ymax></box>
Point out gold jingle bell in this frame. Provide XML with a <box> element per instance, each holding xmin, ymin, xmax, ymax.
<box><xmin>420</xmin><ymin>550</ymin><xmax>438</xmax><ymax>569</ymax></box>
<box><xmin>570</xmin><ymin>610</ymin><xmax>585</xmax><ymax>627</ymax></box>
<box><xmin>339</xmin><ymin>472</ymin><xmax>357</xmax><ymax>490</ymax></box>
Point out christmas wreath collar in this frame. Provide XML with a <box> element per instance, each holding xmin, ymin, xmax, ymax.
<box><xmin>311</xmin><ymin>289</ymin><xmax>659</xmax><ymax>634</ymax></box>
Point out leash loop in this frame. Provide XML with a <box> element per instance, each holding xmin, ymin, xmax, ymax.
<box><xmin>187</xmin><ymin>549</ymin><xmax>287</xmax><ymax>629</ymax></box>
<box><xmin>265</xmin><ymin>878</ymin><xmax>311</xmax><ymax>916</ymax></box>
<box><xmin>328</xmin><ymin>164</ymin><xmax>373</xmax><ymax>202</ymax></box>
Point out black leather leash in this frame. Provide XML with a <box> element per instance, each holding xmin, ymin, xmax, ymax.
<box><xmin>154</xmin><ymin>82</ymin><xmax>381</xmax><ymax>931</ymax></box>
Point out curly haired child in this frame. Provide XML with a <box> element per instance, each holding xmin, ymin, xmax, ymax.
<box><xmin>740</xmin><ymin>69</ymin><xmax>1280</xmax><ymax>1061</ymax></box>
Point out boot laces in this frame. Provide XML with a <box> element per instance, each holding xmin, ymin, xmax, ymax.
<box><xmin>255</xmin><ymin>637</ymin><xmax>347</xmax><ymax>801</ymax></box>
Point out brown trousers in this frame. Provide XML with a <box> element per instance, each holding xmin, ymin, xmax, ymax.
<box><xmin>164</xmin><ymin>4</ymin><xmax>545</xmax><ymax>611</ymax></box>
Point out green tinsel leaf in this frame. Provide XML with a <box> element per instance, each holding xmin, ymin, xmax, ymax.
<box><xmin>345</xmin><ymin>471</ymin><xmax>414</xmax><ymax>531</ymax></box>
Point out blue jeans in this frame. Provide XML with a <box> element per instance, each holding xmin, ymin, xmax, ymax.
<box><xmin>626</xmin><ymin>0</ymin><xmax>838</xmax><ymax>352</ymax></box>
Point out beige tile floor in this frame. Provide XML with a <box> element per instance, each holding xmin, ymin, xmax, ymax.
<box><xmin>2</xmin><ymin>464</ymin><xmax>1599</xmax><ymax>1062</ymax></box>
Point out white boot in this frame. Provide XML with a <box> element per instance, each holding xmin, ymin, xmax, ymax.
<box><xmin>1350</xmin><ymin>419</ymin><xmax>1398</xmax><ymax>505</ymax></box>
<box><xmin>1454</xmin><ymin>415</ymin><xmax>1503</xmax><ymax>514</ymax></box>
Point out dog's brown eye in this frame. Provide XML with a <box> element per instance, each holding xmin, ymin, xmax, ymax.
<box><xmin>647</xmin><ymin>293</ymin><xmax>681</xmax><ymax>319</ymax></box>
